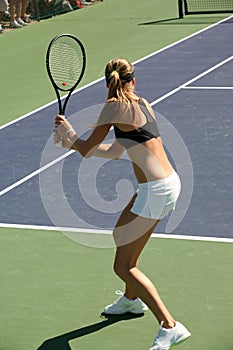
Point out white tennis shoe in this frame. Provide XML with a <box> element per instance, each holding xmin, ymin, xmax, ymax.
<box><xmin>103</xmin><ymin>291</ymin><xmax>148</xmax><ymax>315</ymax></box>
<box><xmin>149</xmin><ymin>321</ymin><xmax>191</xmax><ymax>350</ymax></box>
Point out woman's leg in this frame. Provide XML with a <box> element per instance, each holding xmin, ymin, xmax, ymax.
<box><xmin>15</xmin><ymin>0</ymin><xmax>21</xmax><ymax>19</ymax></box>
<box><xmin>113</xmin><ymin>195</ymin><xmax>175</xmax><ymax>328</ymax></box>
<box><xmin>9</xmin><ymin>0</ymin><xmax>16</xmax><ymax>22</ymax></box>
<box><xmin>21</xmin><ymin>0</ymin><xmax>29</xmax><ymax>18</ymax></box>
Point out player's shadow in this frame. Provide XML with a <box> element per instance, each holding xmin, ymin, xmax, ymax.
<box><xmin>37</xmin><ymin>313</ymin><xmax>144</xmax><ymax>350</ymax></box>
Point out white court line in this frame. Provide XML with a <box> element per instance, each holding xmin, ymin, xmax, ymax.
<box><xmin>0</xmin><ymin>77</ymin><xmax>104</xmax><ymax>131</ymax></box>
<box><xmin>0</xmin><ymin>223</ymin><xmax>232</xmax><ymax>243</ymax></box>
<box><xmin>182</xmin><ymin>86</ymin><xmax>233</xmax><ymax>90</ymax></box>
<box><xmin>0</xmin><ymin>15</ymin><xmax>232</xmax><ymax>131</ymax></box>
<box><xmin>150</xmin><ymin>55</ymin><xmax>233</xmax><ymax>106</ymax></box>
<box><xmin>1</xmin><ymin>54</ymin><xmax>233</xmax><ymax>197</ymax></box>
<box><xmin>0</xmin><ymin>150</ymin><xmax>74</xmax><ymax>196</ymax></box>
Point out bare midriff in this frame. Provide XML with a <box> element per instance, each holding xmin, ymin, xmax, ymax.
<box><xmin>127</xmin><ymin>137</ymin><xmax>174</xmax><ymax>184</ymax></box>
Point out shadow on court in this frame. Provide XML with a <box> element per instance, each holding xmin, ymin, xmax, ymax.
<box><xmin>138</xmin><ymin>16</ymin><xmax>229</xmax><ymax>25</ymax></box>
<box><xmin>37</xmin><ymin>313</ymin><xmax>144</xmax><ymax>350</ymax></box>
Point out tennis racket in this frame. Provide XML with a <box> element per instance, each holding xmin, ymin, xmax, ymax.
<box><xmin>46</xmin><ymin>34</ymin><xmax>86</xmax><ymax>147</ymax></box>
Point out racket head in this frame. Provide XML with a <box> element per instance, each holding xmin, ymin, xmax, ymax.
<box><xmin>46</xmin><ymin>34</ymin><xmax>86</xmax><ymax>94</ymax></box>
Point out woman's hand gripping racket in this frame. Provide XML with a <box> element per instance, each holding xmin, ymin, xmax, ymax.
<box><xmin>46</xmin><ymin>34</ymin><xmax>86</xmax><ymax>147</ymax></box>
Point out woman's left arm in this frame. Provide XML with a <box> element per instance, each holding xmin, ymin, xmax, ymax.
<box><xmin>91</xmin><ymin>139</ymin><xmax>125</xmax><ymax>159</ymax></box>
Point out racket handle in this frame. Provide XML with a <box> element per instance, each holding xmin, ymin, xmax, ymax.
<box><xmin>55</xmin><ymin>141</ymin><xmax>63</xmax><ymax>148</ymax></box>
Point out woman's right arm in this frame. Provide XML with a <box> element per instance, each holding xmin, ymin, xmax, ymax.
<box><xmin>55</xmin><ymin>114</ymin><xmax>112</xmax><ymax>157</ymax></box>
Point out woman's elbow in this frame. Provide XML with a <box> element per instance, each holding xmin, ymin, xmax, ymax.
<box><xmin>72</xmin><ymin>142</ymin><xmax>92</xmax><ymax>158</ymax></box>
<box><xmin>77</xmin><ymin>148</ymin><xmax>91</xmax><ymax>158</ymax></box>
<box><xmin>83</xmin><ymin>152</ymin><xmax>92</xmax><ymax>158</ymax></box>
<box><xmin>81</xmin><ymin>147</ymin><xmax>94</xmax><ymax>158</ymax></box>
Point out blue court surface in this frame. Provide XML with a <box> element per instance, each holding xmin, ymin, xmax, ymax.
<box><xmin>0</xmin><ymin>16</ymin><xmax>233</xmax><ymax>243</ymax></box>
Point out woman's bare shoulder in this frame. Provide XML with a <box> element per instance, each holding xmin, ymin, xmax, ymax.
<box><xmin>140</xmin><ymin>97</ymin><xmax>156</xmax><ymax>118</ymax></box>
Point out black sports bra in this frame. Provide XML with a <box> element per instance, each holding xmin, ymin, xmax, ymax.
<box><xmin>114</xmin><ymin>98</ymin><xmax>160</xmax><ymax>149</ymax></box>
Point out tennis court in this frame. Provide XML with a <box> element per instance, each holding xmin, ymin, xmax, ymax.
<box><xmin>0</xmin><ymin>1</ymin><xmax>233</xmax><ymax>349</ymax></box>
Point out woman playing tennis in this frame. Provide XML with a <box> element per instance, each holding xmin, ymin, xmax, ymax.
<box><xmin>54</xmin><ymin>58</ymin><xmax>191</xmax><ymax>350</ymax></box>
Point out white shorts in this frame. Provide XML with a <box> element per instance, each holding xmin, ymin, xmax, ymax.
<box><xmin>131</xmin><ymin>171</ymin><xmax>181</xmax><ymax>220</ymax></box>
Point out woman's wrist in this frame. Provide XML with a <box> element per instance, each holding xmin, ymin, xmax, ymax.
<box><xmin>62</xmin><ymin>128</ymin><xmax>77</xmax><ymax>149</ymax></box>
<box><xmin>69</xmin><ymin>133</ymin><xmax>79</xmax><ymax>150</ymax></box>
<box><xmin>64</xmin><ymin>128</ymin><xmax>74</xmax><ymax>136</ymax></box>
<box><xmin>65</xmin><ymin>128</ymin><xmax>76</xmax><ymax>140</ymax></box>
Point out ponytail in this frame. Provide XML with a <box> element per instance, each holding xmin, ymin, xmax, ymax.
<box><xmin>105</xmin><ymin>58</ymin><xmax>138</xmax><ymax>102</ymax></box>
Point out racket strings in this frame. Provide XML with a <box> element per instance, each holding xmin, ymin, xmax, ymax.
<box><xmin>49</xmin><ymin>37</ymin><xmax>84</xmax><ymax>90</ymax></box>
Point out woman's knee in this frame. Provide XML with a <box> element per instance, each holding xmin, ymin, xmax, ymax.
<box><xmin>113</xmin><ymin>257</ymin><xmax>134</xmax><ymax>279</ymax></box>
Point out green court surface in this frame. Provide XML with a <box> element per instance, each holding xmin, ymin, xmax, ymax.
<box><xmin>0</xmin><ymin>228</ymin><xmax>232</xmax><ymax>350</ymax></box>
<box><xmin>0</xmin><ymin>0</ymin><xmax>233</xmax><ymax>349</ymax></box>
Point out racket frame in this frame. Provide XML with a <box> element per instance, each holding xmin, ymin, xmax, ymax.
<box><xmin>46</xmin><ymin>34</ymin><xmax>86</xmax><ymax>147</ymax></box>
<box><xmin>46</xmin><ymin>33</ymin><xmax>86</xmax><ymax>115</ymax></box>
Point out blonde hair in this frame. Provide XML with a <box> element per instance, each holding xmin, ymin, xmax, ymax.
<box><xmin>105</xmin><ymin>58</ymin><xmax>138</xmax><ymax>102</ymax></box>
